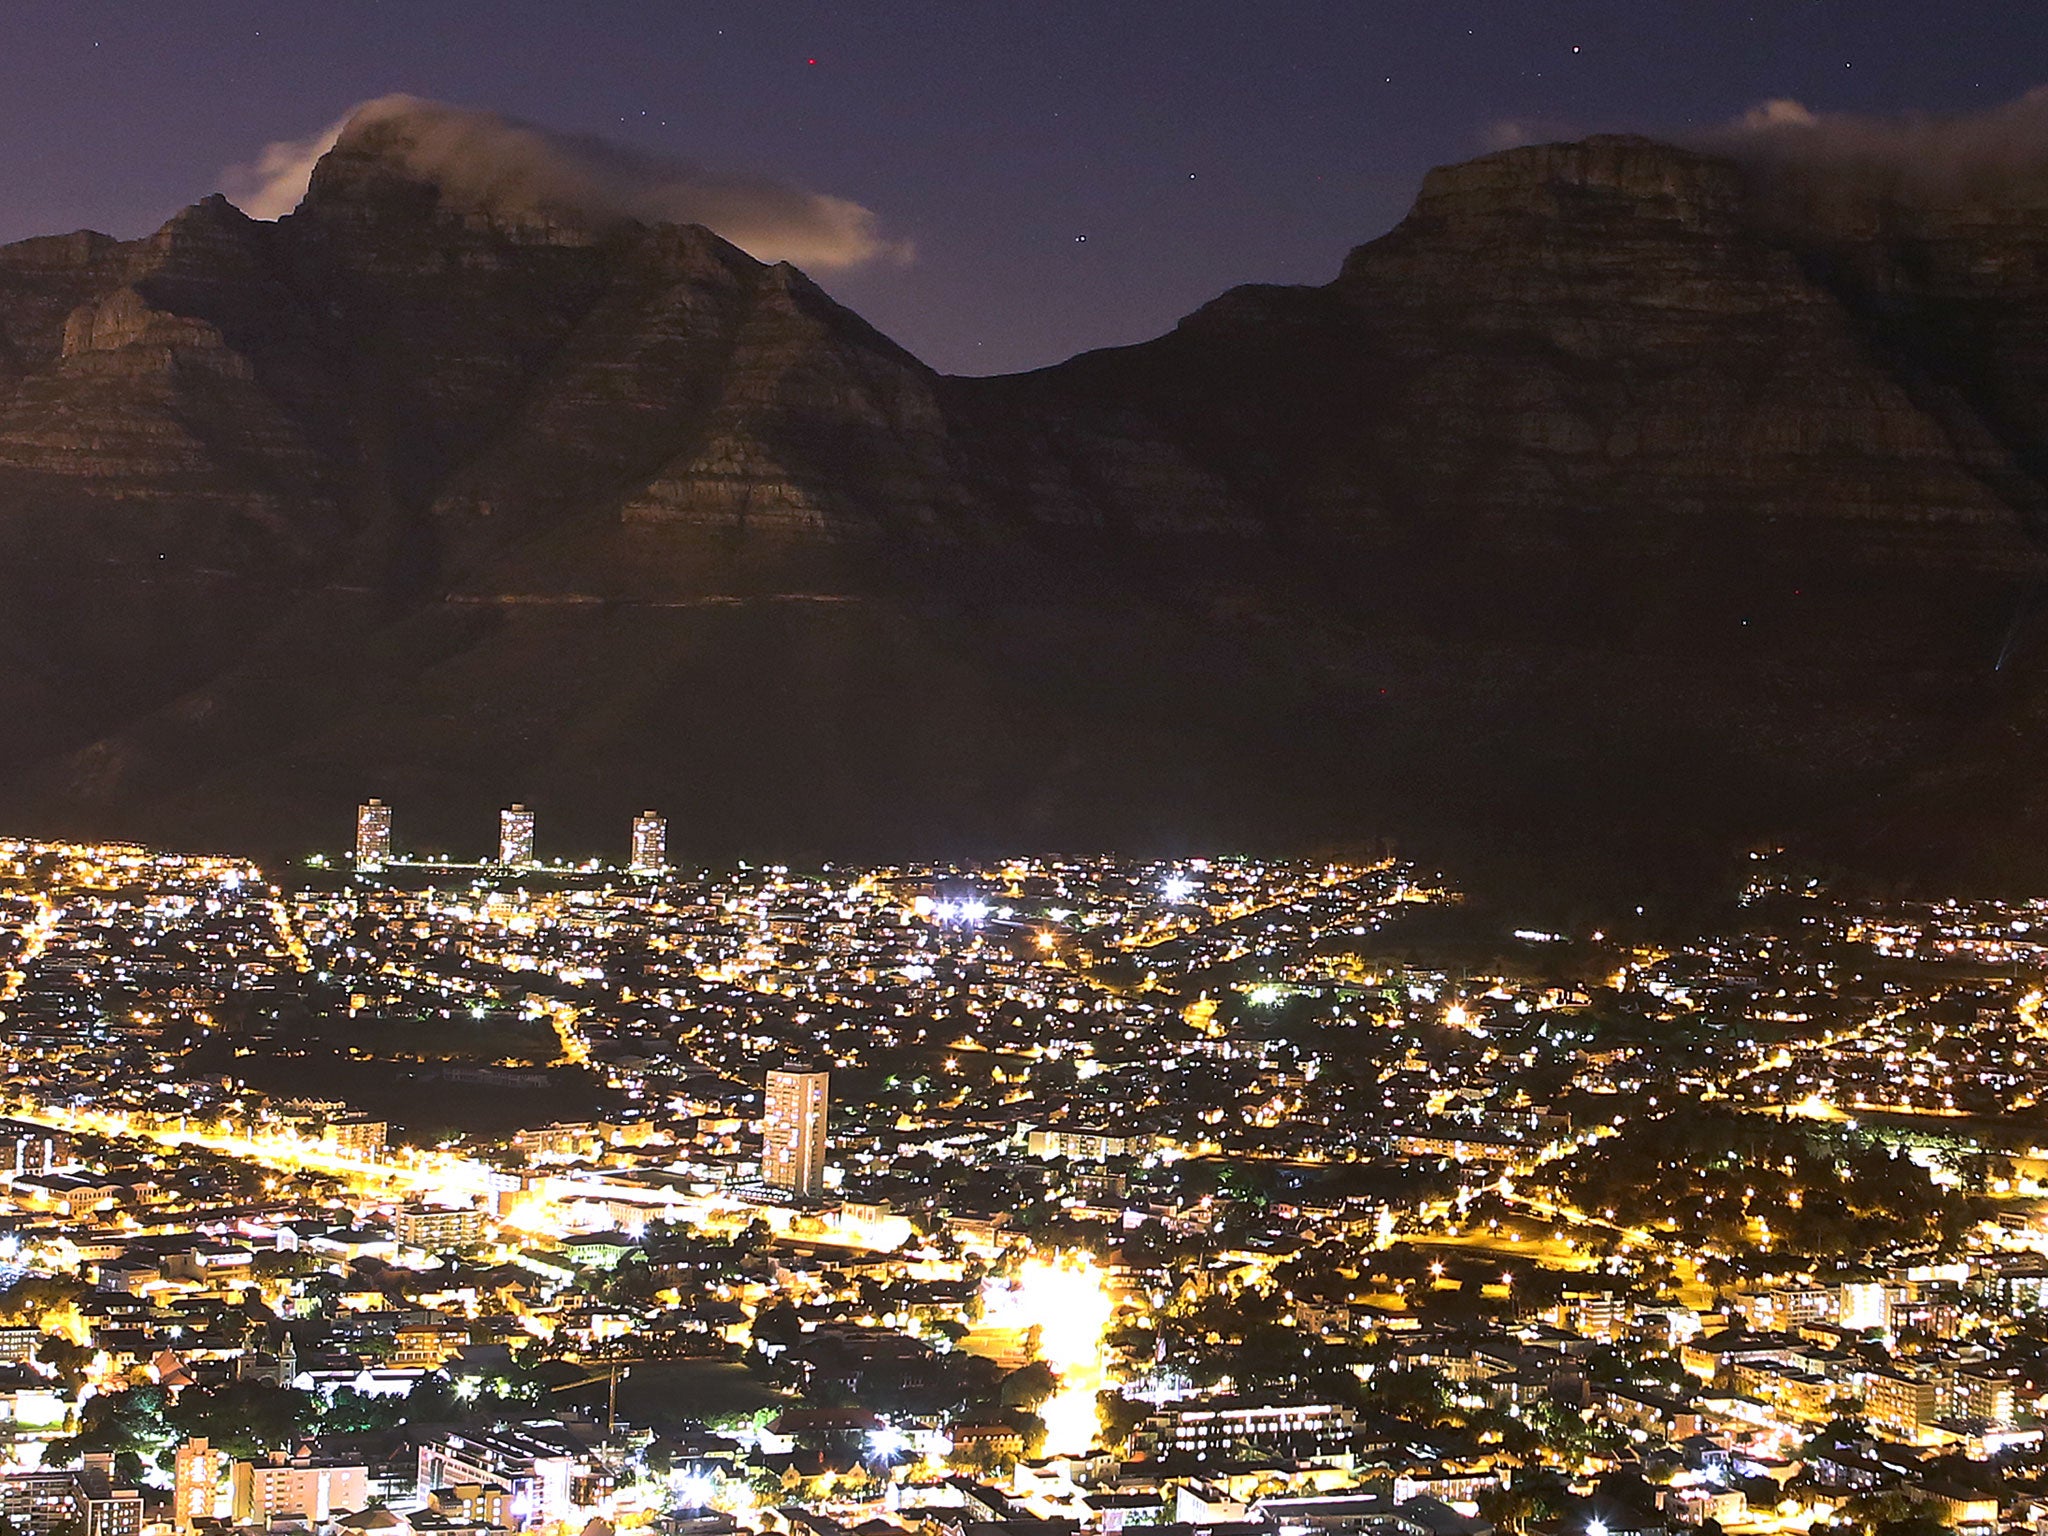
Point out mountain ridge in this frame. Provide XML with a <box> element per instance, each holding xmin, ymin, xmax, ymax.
<box><xmin>5</xmin><ymin>128</ymin><xmax>2048</xmax><ymax>904</ymax></box>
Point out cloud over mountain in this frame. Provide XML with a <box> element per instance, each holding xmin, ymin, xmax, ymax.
<box><xmin>223</xmin><ymin>93</ymin><xmax>910</xmax><ymax>269</ymax></box>
<box><xmin>1708</xmin><ymin>85</ymin><xmax>2048</xmax><ymax>203</ymax></box>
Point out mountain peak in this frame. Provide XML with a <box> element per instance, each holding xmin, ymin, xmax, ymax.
<box><xmin>146</xmin><ymin>193</ymin><xmax>258</xmax><ymax>249</ymax></box>
<box><xmin>295</xmin><ymin>113</ymin><xmax>458</xmax><ymax>226</ymax></box>
<box><xmin>295</xmin><ymin>97</ymin><xmax>618</xmax><ymax>243</ymax></box>
<box><xmin>1394</xmin><ymin>133</ymin><xmax>1747</xmax><ymax>240</ymax></box>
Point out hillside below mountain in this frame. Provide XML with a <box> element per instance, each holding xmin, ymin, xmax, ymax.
<box><xmin>7</xmin><ymin>123</ymin><xmax>2048</xmax><ymax>905</ymax></box>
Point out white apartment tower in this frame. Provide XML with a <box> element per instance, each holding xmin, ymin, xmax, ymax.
<box><xmin>630</xmin><ymin>810</ymin><xmax>667</xmax><ymax>872</ymax></box>
<box><xmin>355</xmin><ymin>799</ymin><xmax>392</xmax><ymax>867</ymax></box>
<box><xmin>764</xmin><ymin>1065</ymin><xmax>829</xmax><ymax>1200</ymax></box>
<box><xmin>499</xmin><ymin>804</ymin><xmax>535</xmax><ymax>866</ymax></box>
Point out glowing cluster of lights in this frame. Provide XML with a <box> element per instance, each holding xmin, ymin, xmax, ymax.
<box><xmin>912</xmin><ymin>894</ymin><xmax>994</xmax><ymax>924</ymax></box>
<box><xmin>981</xmin><ymin>1254</ymin><xmax>1117</xmax><ymax>1455</ymax></box>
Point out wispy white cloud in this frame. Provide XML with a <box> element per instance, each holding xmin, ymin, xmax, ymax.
<box><xmin>1707</xmin><ymin>85</ymin><xmax>2048</xmax><ymax>201</ymax></box>
<box><xmin>222</xmin><ymin>94</ymin><xmax>912</xmax><ymax>270</ymax></box>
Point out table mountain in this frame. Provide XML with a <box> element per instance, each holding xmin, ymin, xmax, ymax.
<box><xmin>6</xmin><ymin>123</ymin><xmax>2048</xmax><ymax>903</ymax></box>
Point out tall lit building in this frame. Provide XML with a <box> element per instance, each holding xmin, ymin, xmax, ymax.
<box><xmin>498</xmin><ymin>804</ymin><xmax>535</xmax><ymax>866</ymax></box>
<box><xmin>764</xmin><ymin>1065</ymin><xmax>829</xmax><ymax>1200</ymax></box>
<box><xmin>355</xmin><ymin>799</ymin><xmax>392</xmax><ymax>868</ymax></box>
<box><xmin>172</xmin><ymin>1439</ymin><xmax>224</xmax><ymax>1530</ymax></box>
<box><xmin>630</xmin><ymin>810</ymin><xmax>666</xmax><ymax>873</ymax></box>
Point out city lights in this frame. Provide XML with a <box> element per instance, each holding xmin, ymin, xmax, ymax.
<box><xmin>0</xmin><ymin>832</ymin><xmax>2033</xmax><ymax>1526</ymax></box>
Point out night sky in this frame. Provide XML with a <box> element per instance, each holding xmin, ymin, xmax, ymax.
<box><xmin>4</xmin><ymin>1</ymin><xmax>2046</xmax><ymax>375</ymax></box>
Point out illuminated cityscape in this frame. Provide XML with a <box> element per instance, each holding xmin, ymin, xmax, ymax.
<box><xmin>0</xmin><ymin>832</ymin><xmax>2034</xmax><ymax>1532</ymax></box>
<box><xmin>3</xmin><ymin>9</ymin><xmax>2048</xmax><ymax>1536</ymax></box>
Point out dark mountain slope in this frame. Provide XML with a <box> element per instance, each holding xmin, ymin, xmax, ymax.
<box><xmin>5</xmin><ymin>128</ymin><xmax>2048</xmax><ymax>900</ymax></box>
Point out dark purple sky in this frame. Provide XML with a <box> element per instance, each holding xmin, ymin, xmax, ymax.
<box><xmin>3</xmin><ymin>1</ymin><xmax>2043</xmax><ymax>374</ymax></box>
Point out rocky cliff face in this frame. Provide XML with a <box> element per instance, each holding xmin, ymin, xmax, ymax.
<box><xmin>5</xmin><ymin>131</ymin><xmax>2048</xmax><ymax>900</ymax></box>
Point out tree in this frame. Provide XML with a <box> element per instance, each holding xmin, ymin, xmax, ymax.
<box><xmin>1476</xmin><ymin>1483</ymin><xmax>1536</xmax><ymax>1535</ymax></box>
<box><xmin>1477</xmin><ymin>1473</ymin><xmax>1569</xmax><ymax>1534</ymax></box>
<box><xmin>751</xmin><ymin>1302</ymin><xmax>804</xmax><ymax>1349</ymax></box>
<box><xmin>0</xmin><ymin>1276</ymin><xmax>89</xmax><ymax>1326</ymax></box>
<box><xmin>47</xmin><ymin>1385</ymin><xmax>172</xmax><ymax>1478</ymax></box>
<box><xmin>1097</xmin><ymin>1391</ymin><xmax>1151</xmax><ymax>1450</ymax></box>
<box><xmin>946</xmin><ymin>1442</ymin><xmax>1009</xmax><ymax>1477</ymax></box>
<box><xmin>35</xmin><ymin>1338</ymin><xmax>92</xmax><ymax>1390</ymax></box>
<box><xmin>1000</xmin><ymin>1362</ymin><xmax>1058</xmax><ymax>1412</ymax></box>
<box><xmin>165</xmin><ymin>1381</ymin><xmax>318</xmax><ymax>1460</ymax></box>
<box><xmin>320</xmin><ymin>1387</ymin><xmax>403</xmax><ymax>1435</ymax></box>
